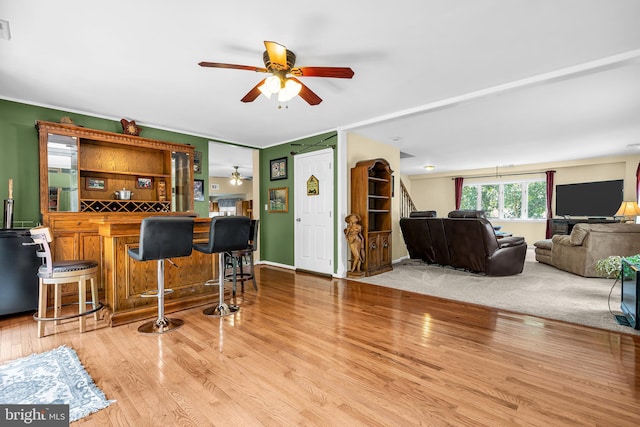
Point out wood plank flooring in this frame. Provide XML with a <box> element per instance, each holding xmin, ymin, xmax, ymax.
<box><xmin>1</xmin><ymin>265</ymin><xmax>639</xmax><ymax>426</ymax></box>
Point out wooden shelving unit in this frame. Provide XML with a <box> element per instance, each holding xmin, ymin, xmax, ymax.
<box><xmin>351</xmin><ymin>158</ymin><xmax>393</xmax><ymax>276</ymax></box>
<box><xmin>37</xmin><ymin>120</ymin><xmax>194</xmax><ymax>218</ymax></box>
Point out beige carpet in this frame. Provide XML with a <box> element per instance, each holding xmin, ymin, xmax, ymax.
<box><xmin>355</xmin><ymin>248</ymin><xmax>639</xmax><ymax>335</ymax></box>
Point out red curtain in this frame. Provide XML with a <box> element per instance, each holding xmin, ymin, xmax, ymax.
<box><xmin>545</xmin><ymin>170</ymin><xmax>555</xmax><ymax>239</ymax></box>
<box><xmin>636</xmin><ymin>162</ymin><xmax>640</xmax><ymax>202</ymax></box>
<box><xmin>454</xmin><ymin>177</ymin><xmax>464</xmax><ymax>210</ymax></box>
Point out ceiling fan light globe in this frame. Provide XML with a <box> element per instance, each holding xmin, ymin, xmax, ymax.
<box><xmin>278</xmin><ymin>79</ymin><xmax>302</xmax><ymax>102</ymax></box>
<box><xmin>264</xmin><ymin>75</ymin><xmax>282</xmax><ymax>94</ymax></box>
<box><xmin>258</xmin><ymin>84</ymin><xmax>272</xmax><ymax>99</ymax></box>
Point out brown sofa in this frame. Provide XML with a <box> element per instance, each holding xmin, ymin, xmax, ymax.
<box><xmin>536</xmin><ymin>223</ymin><xmax>640</xmax><ymax>277</ymax></box>
<box><xmin>400</xmin><ymin>210</ymin><xmax>527</xmax><ymax>276</ymax></box>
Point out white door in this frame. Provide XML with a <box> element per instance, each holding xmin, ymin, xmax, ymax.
<box><xmin>294</xmin><ymin>149</ymin><xmax>334</xmax><ymax>275</ymax></box>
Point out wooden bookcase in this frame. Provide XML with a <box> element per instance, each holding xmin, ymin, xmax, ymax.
<box><xmin>351</xmin><ymin>158</ymin><xmax>393</xmax><ymax>276</ymax></box>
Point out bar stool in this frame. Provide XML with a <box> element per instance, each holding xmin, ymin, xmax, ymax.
<box><xmin>127</xmin><ymin>216</ymin><xmax>195</xmax><ymax>334</ymax></box>
<box><xmin>224</xmin><ymin>219</ymin><xmax>259</xmax><ymax>294</ymax></box>
<box><xmin>193</xmin><ymin>216</ymin><xmax>250</xmax><ymax>317</ymax></box>
<box><xmin>29</xmin><ymin>226</ymin><xmax>103</xmax><ymax>338</ymax></box>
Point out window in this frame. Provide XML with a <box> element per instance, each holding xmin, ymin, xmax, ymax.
<box><xmin>461</xmin><ymin>180</ymin><xmax>546</xmax><ymax>220</ymax></box>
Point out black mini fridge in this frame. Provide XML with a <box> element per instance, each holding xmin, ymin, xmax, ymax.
<box><xmin>0</xmin><ymin>229</ymin><xmax>40</xmax><ymax>316</ymax></box>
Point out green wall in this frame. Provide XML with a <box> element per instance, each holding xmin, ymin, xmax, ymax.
<box><xmin>1</xmin><ymin>99</ymin><xmax>340</xmax><ymax>272</ymax></box>
<box><xmin>0</xmin><ymin>99</ymin><xmax>210</xmax><ymax>226</ymax></box>
<box><xmin>259</xmin><ymin>132</ymin><xmax>338</xmax><ymax>269</ymax></box>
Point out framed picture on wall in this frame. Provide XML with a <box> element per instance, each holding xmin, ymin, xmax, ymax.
<box><xmin>194</xmin><ymin>151</ymin><xmax>202</xmax><ymax>174</ymax></box>
<box><xmin>268</xmin><ymin>187</ymin><xmax>288</xmax><ymax>213</ymax></box>
<box><xmin>194</xmin><ymin>179</ymin><xmax>204</xmax><ymax>201</ymax></box>
<box><xmin>135</xmin><ymin>177</ymin><xmax>153</xmax><ymax>189</ymax></box>
<box><xmin>85</xmin><ymin>178</ymin><xmax>106</xmax><ymax>191</ymax></box>
<box><xmin>270</xmin><ymin>157</ymin><xmax>287</xmax><ymax>181</ymax></box>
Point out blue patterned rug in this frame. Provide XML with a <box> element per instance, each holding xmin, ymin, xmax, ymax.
<box><xmin>0</xmin><ymin>345</ymin><xmax>115</xmax><ymax>422</ymax></box>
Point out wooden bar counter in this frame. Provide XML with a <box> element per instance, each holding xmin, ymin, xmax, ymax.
<box><xmin>36</xmin><ymin>121</ymin><xmax>214</xmax><ymax>326</ymax></box>
<box><xmin>96</xmin><ymin>217</ymin><xmax>217</xmax><ymax>326</ymax></box>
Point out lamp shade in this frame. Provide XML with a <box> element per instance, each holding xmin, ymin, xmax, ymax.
<box><xmin>614</xmin><ymin>201</ymin><xmax>640</xmax><ymax>217</ymax></box>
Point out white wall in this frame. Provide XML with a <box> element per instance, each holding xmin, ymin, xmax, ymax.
<box><xmin>405</xmin><ymin>154</ymin><xmax>640</xmax><ymax>247</ymax></box>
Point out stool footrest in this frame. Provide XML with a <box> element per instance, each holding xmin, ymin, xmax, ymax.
<box><xmin>33</xmin><ymin>301</ymin><xmax>104</xmax><ymax>322</ymax></box>
<box><xmin>140</xmin><ymin>289</ymin><xmax>174</xmax><ymax>297</ymax></box>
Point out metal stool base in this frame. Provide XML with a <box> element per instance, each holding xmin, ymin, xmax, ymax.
<box><xmin>138</xmin><ymin>317</ymin><xmax>184</xmax><ymax>334</ymax></box>
<box><xmin>203</xmin><ymin>303</ymin><xmax>239</xmax><ymax>317</ymax></box>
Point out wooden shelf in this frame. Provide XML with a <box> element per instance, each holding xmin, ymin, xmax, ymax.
<box><xmin>80</xmin><ymin>168</ymin><xmax>171</xmax><ymax>178</ymax></box>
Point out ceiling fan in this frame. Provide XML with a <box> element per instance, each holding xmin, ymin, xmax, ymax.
<box><xmin>199</xmin><ymin>41</ymin><xmax>354</xmax><ymax>105</ymax></box>
<box><xmin>230</xmin><ymin>166</ymin><xmax>250</xmax><ymax>186</ymax></box>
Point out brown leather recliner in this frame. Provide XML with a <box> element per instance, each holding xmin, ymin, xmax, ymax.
<box><xmin>401</xmin><ymin>211</ymin><xmax>437</xmax><ymax>263</ymax></box>
<box><xmin>442</xmin><ymin>217</ymin><xmax>526</xmax><ymax>276</ymax></box>
<box><xmin>399</xmin><ymin>210</ymin><xmax>527</xmax><ymax>276</ymax></box>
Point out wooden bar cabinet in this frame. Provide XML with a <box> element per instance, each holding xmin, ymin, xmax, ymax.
<box><xmin>36</xmin><ymin>121</ymin><xmax>218</xmax><ymax>326</ymax></box>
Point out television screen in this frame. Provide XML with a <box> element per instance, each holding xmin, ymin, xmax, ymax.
<box><xmin>555</xmin><ymin>179</ymin><xmax>623</xmax><ymax>217</ymax></box>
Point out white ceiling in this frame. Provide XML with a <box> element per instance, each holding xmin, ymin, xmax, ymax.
<box><xmin>1</xmin><ymin>1</ymin><xmax>640</xmax><ymax>177</ymax></box>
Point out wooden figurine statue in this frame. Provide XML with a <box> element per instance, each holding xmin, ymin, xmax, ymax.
<box><xmin>344</xmin><ymin>213</ymin><xmax>365</xmax><ymax>274</ymax></box>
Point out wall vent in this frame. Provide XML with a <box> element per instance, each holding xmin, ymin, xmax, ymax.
<box><xmin>0</xmin><ymin>19</ymin><xmax>11</xmax><ymax>40</ymax></box>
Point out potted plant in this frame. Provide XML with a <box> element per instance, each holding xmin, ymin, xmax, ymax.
<box><xmin>595</xmin><ymin>254</ymin><xmax>640</xmax><ymax>279</ymax></box>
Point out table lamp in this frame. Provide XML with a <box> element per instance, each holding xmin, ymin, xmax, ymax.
<box><xmin>614</xmin><ymin>201</ymin><xmax>640</xmax><ymax>223</ymax></box>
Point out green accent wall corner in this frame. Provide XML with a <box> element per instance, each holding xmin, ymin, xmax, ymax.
<box><xmin>0</xmin><ymin>99</ymin><xmax>210</xmax><ymax>225</ymax></box>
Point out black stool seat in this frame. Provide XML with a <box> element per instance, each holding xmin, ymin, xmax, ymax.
<box><xmin>193</xmin><ymin>216</ymin><xmax>250</xmax><ymax>317</ymax></box>
<box><xmin>128</xmin><ymin>216</ymin><xmax>195</xmax><ymax>334</ymax></box>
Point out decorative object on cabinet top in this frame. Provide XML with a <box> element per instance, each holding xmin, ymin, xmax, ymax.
<box><xmin>120</xmin><ymin>118</ymin><xmax>141</xmax><ymax>136</ymax></box>
<box><xmin>59</xmin><ymin>116</ymin><xmax>81</xmax><ymax>126</ymax></box>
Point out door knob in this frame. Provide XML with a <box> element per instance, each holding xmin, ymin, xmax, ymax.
<box><xmin>296</xmin><ymin>218</ymin><xmax>301</xmax><ymax>222</ymax></box>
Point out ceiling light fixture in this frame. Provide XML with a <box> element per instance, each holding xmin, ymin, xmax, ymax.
<box><xmin>424</xmin><ymin>165</ymin><xmax>435</xmax><ymax>171</ymax></box>
<box><xmin>230</xmin><ymin>166</ymin><xmax>243</xmax><ymax>186</ymax></box>
<box><xmin>258</xmin><ymin>76</ymin><xmax>302</xmax><ymax>103</ymax></box>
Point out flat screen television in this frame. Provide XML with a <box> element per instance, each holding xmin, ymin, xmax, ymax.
<box><xmin>621</xmin><ymin>259</ymin><xmax>640</xmax><ymax>330</ymax></box>
<box><xmin>555</xmin><ymin>179</ymin><xmax>623</xmax><ymax>217</ymax></box>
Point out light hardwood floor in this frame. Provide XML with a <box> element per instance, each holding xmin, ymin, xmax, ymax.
<box><xmin>1</xmin><ymin>265</ymin><xmax>639</xmax><ymax>426</ymax></box>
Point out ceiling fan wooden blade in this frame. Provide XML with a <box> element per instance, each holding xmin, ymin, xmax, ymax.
<box><xmin>291</xmin><ymin>67</ymin><xmax>354</xmax><ymax>79</ymax></box>
<box><xmin>241</xmin><ymin>78</ymin><xmax>267</xmax><ymax>103</ymax></box>
<box><xmin>290</xmin><ymin>78</ymin><xmax>322</xmax><ymax>105</ymax></box>
<box><xmin>264</xmin><ymin>41</ymin><xmax>288</xmax><ymax>70</ymax></box>
<box><xmin>199</xmin><ymin>62</ymin><xmax>268</xmax><ymax>73</ymax></box>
